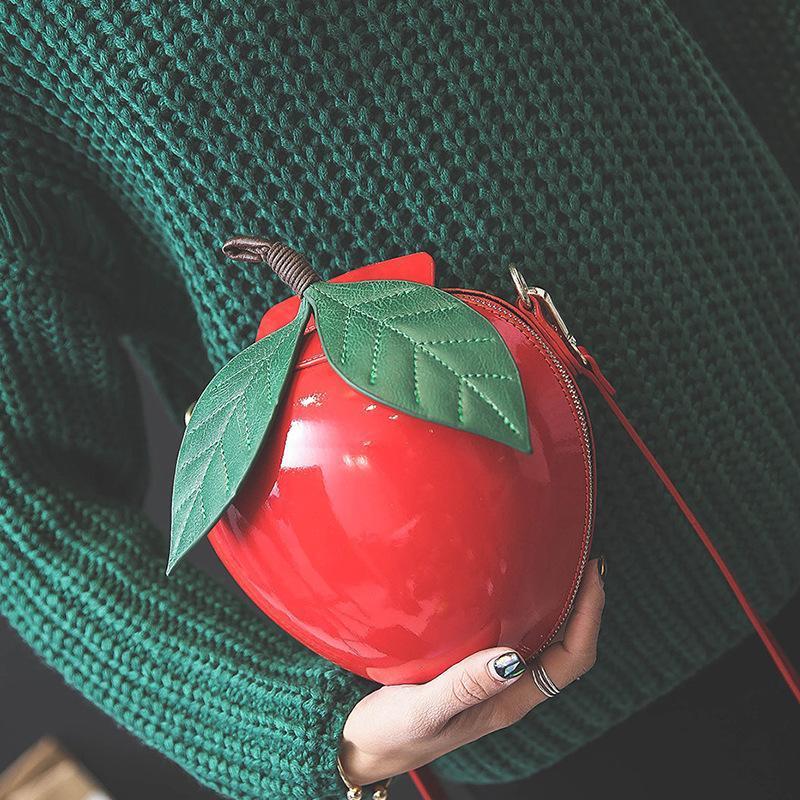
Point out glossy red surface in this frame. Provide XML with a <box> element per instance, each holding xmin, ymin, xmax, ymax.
<box><xmin>208</xmin><ymin>253</ymin><xmax>595</xmax><ymax>684</ymax></box>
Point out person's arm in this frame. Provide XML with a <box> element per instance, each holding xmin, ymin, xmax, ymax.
<box><xmin>0</xmin><ymin>160</ymin><xmax>370</xmax><ymax>799</ymax></box>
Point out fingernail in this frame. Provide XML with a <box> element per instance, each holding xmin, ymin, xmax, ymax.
<box><xmin>490</xmin><ymin>651</ymin><xmax>526</xmax><ymax>680</ymax></box>
<box><xmin>597</xmin><ymin>555</ymin><xmax>606</xmax><ymax>585</ymax></box>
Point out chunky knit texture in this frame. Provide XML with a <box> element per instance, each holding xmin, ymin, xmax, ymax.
<box><xmin>1</xmin><ymin>1</ymin><xmax>799</xmax><ymax>798</ymax></box>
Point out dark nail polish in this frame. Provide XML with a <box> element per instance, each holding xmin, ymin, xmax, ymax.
<box><xmin>597</xmin><ymin>555</ymin><xmax>606</xmax><ymax>584</ymax></box>
<box><xmin>490</xmin><ymin>651</ymin><xmax>525</xmax><ymax>680</ymax></box>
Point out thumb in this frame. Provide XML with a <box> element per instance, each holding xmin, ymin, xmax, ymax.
<box><xmin>423</xmin><ymin>648</ymin><xmax>527</xmax><ymax>722</ymax></box>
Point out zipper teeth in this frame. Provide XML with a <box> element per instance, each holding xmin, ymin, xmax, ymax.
<box><xmin>466</xmin><ymin>296</ymin><xmax>594</xmax><ymax>651</ymax></box>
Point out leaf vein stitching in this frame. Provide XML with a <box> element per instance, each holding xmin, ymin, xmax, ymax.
<box><xmin>412</xmin><ymin>346</ymin><xmax>420</xmax><ymax>404</ymax></box>
<box><xmin>461</xmin><ymin>373</ymin><xmax>514</xmax><ymax>380</ymax></box>
<box><xmin>178</xmin><ymin>402</ymin><xmax>242</xmax><ymax>473</ymax></box>
<box><xmin>321</xmin><ymin>293</ymin><xmax>520</xmax><ymax>435</ymax></box>
<box><xmin>210</xmin><ymin>322</ymin><xmax>296</xmax><ymax>395</ymax></box>
<box><xmin>415</xmin><ymin>343</ymin><xmax>521</xmax><ymax>435</ymax></box>
<box><xmin>383</xmin><ymin>305</ymin><xmax>460</xmax><ymax>323</ymax></box>
<box><xmin>417</xmin><ymin>336</ymin><xmax>494</xmax><ymax>346</ymax></box>
<box><xmin>174</xmin><ymin>483</ymin><xmax>205</xmax><ymax>533</ymax></box>
<box><xmin>340</xmin><ymin>306</ymin><xmax>353</xmax><ymax>365</ymax></box>
<box><xmin>369</xmin><ymin>326</ymin><xmax>383</xmax><ymax>385</ymax></box>
<box><xmin>218</xmin><ymin>442</ymin><xmax>231</xmax><ymax>493</ymax></box>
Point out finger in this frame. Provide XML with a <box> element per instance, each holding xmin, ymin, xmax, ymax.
<box><xmin>525</xmin><ymin>556</ymin><xmax>605</xmax><ymax>701</ymax></box>
<box><xmin>549</xmin><ymin>618</ymin><xmax>567</xmax><ymax>644</ymax></box>
<box><xmin>442</xmin><ymin>558</ymin><xmax>606</xmax><ymax>743</ymax></box>
<box><xmin>418</xmin><ymin>647</ymin><xmax>528</xmax><ymax>731</ymax></box>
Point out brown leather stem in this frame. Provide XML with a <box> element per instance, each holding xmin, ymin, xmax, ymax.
<box><xmin>222</xmin><ymin>236</ymin><xmax>321</xmax><ymax>296</ymax></box>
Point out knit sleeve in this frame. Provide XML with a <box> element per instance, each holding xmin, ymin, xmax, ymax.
<box><xmin>0</xmin><ymin>169</ymin><xmax>371</xmax><ymax>798</ymax></box>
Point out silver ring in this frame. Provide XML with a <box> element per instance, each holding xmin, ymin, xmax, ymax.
<box><xmin>531</xmin><ymin>659</ymin><xmax>561</xmax><ymax>698</ymax></box>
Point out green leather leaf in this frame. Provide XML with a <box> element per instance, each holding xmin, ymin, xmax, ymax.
<box><xmin>305</xmin><ymin>280</ymin><xmax>531</xmax><ymax>452</ymax></box>
<box><xmin>167</xmin><ymin>300</ymin><xmax>311</xmax><ymax>574</ymax></box>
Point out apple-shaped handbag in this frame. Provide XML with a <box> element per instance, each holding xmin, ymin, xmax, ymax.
<box><xmin>167</xmin><ymin>237</ymin><xmax>799</xmax><ymax>698</ymax></box>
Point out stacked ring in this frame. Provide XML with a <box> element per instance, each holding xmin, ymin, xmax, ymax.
<box><xmin>531</xmin><ymin>659</ymin><xmax>561</xmax><ymax>698</ymax></box>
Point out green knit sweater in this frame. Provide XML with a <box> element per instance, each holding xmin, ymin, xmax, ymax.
<box><xmin>1</xmin><ymin>2</ymin><xmax>798</xmax><ymax>798</ymax></box>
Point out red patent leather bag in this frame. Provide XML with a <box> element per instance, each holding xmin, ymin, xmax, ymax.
<box><xmin>198</xmin><ymin>249</ymin><xmax>798</xmax><ymax>701</ymax></box>
<box><xmin>209</xmin><ymin>252</ymin><xmax>594</xmax><ymax>684</ymax></box>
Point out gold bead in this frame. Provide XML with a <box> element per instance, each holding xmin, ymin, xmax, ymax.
<box><xmin>346</xmin><ymin>788</ymin><xmax>362</xmax><ymax>800</ymax></box>
<box><xmin>184</xmin><ymin>400</ymin><xmax>197</xmax><ymax>427</ymax></box>
<box><xmin>372</xmin><ymin>787</ymin><xmax>388</xmax><ymax>800</ymax></box>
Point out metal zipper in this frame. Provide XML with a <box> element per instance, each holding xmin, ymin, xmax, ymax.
<box><xmin>454</xmin><ymin>292</ymin><xmax>595</xmax><ymax>654</ymax></box>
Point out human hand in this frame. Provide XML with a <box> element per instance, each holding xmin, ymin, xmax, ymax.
<box><xmin>339</xmin><ymin>557</ymin><xmax>606</xmax><ymax>785</ymax></box>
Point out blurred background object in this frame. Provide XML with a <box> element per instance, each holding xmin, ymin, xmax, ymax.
<box><xmin>0</xmin><ymin>738</ymin><xmax>111</xmax><ymax>800</ymax></box>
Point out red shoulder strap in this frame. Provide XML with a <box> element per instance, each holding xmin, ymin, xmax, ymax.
<box><xmin>408</xmin><ymin>766</ymin><xmax>448</xmax><ymax>800</ymax></box>
<box><xmin>408</xmin><ymin>292</ymin><xmax>800</xmax><ymax>800</ymax></box>
<box><xmin>577</xmin><ymin>347</ymin><xmax>800</xmax><ymax>704</ymax></box>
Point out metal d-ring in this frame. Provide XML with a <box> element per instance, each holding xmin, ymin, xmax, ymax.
<box><xmin>509</xmin><ymin>265</ymin><xmax>588</xmax><ymax>366</ymax></box>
